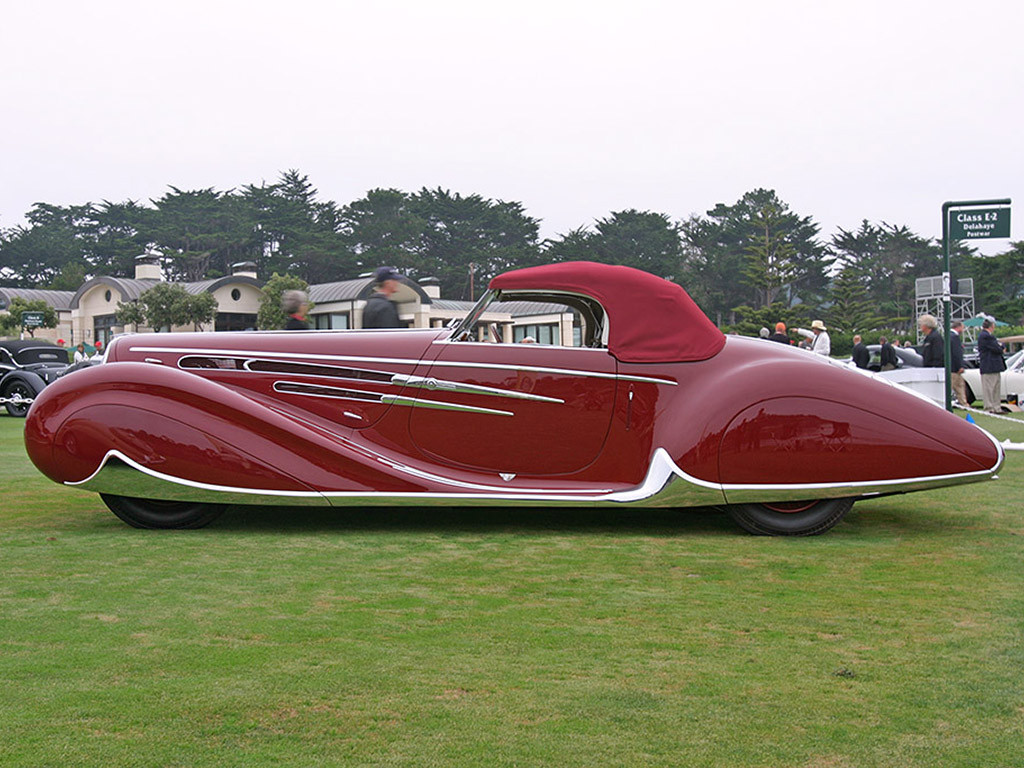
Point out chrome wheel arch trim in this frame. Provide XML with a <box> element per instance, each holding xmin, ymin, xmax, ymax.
<box><xmin>67</xmin><ymin>449</ymin><xmax>326</xmax><ymax>499</ymax></box>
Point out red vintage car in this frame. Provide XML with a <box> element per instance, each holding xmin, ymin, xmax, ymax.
<box><xmin>24</xmin><ymin>262</ymin><xmax>1003</xmax><ymax>534</ymax></box>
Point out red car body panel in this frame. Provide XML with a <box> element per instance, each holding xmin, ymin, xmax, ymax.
<box><xmin>23</xmin><ymin>263</ymin><xmax>1002</xmax><ymax>519</ymax></box>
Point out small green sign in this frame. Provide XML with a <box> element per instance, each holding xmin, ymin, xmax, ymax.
<box><xmin>949</xmin><ymin>207</ymin><xmax>1011</xmax><ymax>240</ymax></box>
<box><xmin>21</xmin><ymin>311</ymin><xmax>45</xmax><ymax>327</ymax></box>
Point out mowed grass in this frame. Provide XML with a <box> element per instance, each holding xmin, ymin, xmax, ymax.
<box><xmin>1</xmin><ymin>414</ymin><xmax>1023</xmax><ymax>767</ymax></box>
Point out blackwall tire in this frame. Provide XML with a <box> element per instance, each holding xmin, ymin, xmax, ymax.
<box><xmin>3</xmin><ymin>380</ymin><xmax>37</xmax><ymax>417</ymax></box>
<box><xmin>100</xmin><ymin>494</ymin><xmax>225</xmax><ymax>529</ymax></box>
<box><xmin>726</xmin><ymin>498</ymin><xmax>853</xmax><ymax>536</ymax></box>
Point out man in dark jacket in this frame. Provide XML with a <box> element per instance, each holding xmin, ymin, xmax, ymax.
<box><xmin>950</xmin><ymin>320</ymin><xmax>968</xmax><ymax>407</ymax></box>
<box><xmin>878</xmin><ymin>336</ymin><xmax>898</xmax><ymax>371</ymax></box>
<box><xmin>977</xmin><ymin>318</ymin><xmax>1006</xmax><ymax>412</ymax></box>
<box><xmin>851</xmin><ymin>335</ymin><xmax>870</xmax><ymax>369</ymax></box>
<box><xmin>918</xmin><ymin>314</ymin><xmax>943</xmax><ymax>368</ymax></box>
<box><xmin>362</xmin><ymin>266</ymin><xmax>404</xmax><ymax>329</ymax></box>
<box><xmin>768</xmin><ymin>322</ymin><xmax>790</xmax><ymax>344</ymax></box>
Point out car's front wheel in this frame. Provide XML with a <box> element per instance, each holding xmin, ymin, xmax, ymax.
<box><xmin>726</xmin><ymin>498</ymin><xmax>853</xmax><ymax>536</ymax></box>
<box><xmin>100</xmin><ymin>494</ymin><xmax>225</xmax><ymax>529</ymax></box>
<box><xmin>2</xmin><ymin>379</ymin><xmax>39</xmax><ymax>417</ymax></box>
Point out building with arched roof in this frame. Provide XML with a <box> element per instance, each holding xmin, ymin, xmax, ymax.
<box><xmin>0</xmin><ymin>288</ymin><xmax>76</xmax><ymax>343</ymax></box>
<box><xmin>2</xmin><ymin>258</ymin><xmax>574</xmax><ymax>345</ymax></box>
<box><xmin>67</xmin><ymin>258</ymin><xmax>264</xmax><ymax>344</ymax></box>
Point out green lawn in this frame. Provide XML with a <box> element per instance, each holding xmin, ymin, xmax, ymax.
<box><xmin>1</xmin><ymin>413</ymin><xmax>1023</xmax><ymax>767</ymax></box>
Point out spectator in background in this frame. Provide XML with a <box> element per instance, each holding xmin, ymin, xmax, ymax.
<box><xmin>950</xmin><ymin>320</ymin><xmax>968</xmax><ymax>408</ymax></box>
<box><xmin>73</xmin><ymin>343</ymin><xmax>88</xmax><ymax>363</ymax></box>
<box><xmin>768</xmin><ymin>322</ymin><xmax>790</xmax><ymax>344</ymax></box>
<box><xmin>796</xmin><ymin>320</ymin><xmax>830</xmax><ymax>357</ymax></box>
<box><xmin>282</xmin><ymin>290</ymin><xmax>310</xmax><ymax>330</ymax></box>
<box><xmin>363</xmin><ymin>266</ymin><xmax>404</xmax><ymax>329</ymax></box>
<box><xmin>977</xmin><ymin>318</ymin><xmax>1006</xmax><ymax>413</ymax></box>
<box><xmin>758</xmin><ymin>327</ymin><xmax>770</xmax><ymax>339</ymax></box>
<box><xmin>852</xmin><ymin>334</ymin><xmax>870</xmax><ymax>369</ymax></box>
<box><xmin>919</xmin><ymin>314</ymin><xmax>943</xmax><ymax>367</ymax></box>
<box><xmin>93</xmin><ymin>340</ymin><xmax>103</xmax><ymax>357</ymax></box>
<box><xmin>879</xmin><ymin>336</ymin><xmax>898</xmax><ymax>371</ymax></box>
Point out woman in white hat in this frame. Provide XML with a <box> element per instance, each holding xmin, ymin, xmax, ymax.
<box><xmin>795</xmin><ymin>320</ymin><xmax>831</xmax><ymax>357</ymax></box>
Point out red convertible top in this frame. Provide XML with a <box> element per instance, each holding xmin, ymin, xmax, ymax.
<box><xmin>489</xmin><ymin>261</ymin><xmax>725</xmax><ymax>363</ymax></box>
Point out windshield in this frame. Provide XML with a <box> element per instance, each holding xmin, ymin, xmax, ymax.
<box><xmin>1007</xmin><ymin>349</ymin><xmax>1023</xmax><ymax>371</ymax></box>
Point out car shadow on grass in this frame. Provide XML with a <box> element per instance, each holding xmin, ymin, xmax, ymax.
<box><xmin>842</xmin><ymin>497</ymin><xmax>963</xmax><ymax>536</ymax></box>
<box><xmin>207</xmin><ymin>504</ymin><xmax>740</xmax><ymax>537</ymax></box>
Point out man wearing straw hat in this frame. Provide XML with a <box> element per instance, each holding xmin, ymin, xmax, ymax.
<box><xmin>795</xmin><ymin>320</ymin><xmax>831</xmax><ymax>357</ymax></box>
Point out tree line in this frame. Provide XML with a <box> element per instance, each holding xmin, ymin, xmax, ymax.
<box><xmin>2</xmin><ymin>170</ymin><xmax>1022</xmax><ymax>336</ymax></box>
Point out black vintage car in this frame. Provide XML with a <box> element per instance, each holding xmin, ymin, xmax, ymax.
<box><xmin>0</xmin><ymin>340</ymin><xmax>70</xmax><ymax>417</ymax></box>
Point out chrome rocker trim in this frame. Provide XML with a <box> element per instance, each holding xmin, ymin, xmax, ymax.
<box><xmin>66</xmin><ymin>436</ymin><xmax>1002</xmax><ymax>509</ymax></box>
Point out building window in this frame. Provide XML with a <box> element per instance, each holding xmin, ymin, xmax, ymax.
<box><xmin>216</xmin><ymin>313</ymin><xmax>258</xmax><ymax>332</ymax></box>
<box><xmin>93</xmin><ymin>314</ymin><xmax>117</xmax><ymax>346</ymax></box>
<box><xmin>513</xmin><ymin>323</ymin><xmax>560</xmax><ymax>345</ymax></box>
<box><xmin>314</xmin><ymin>313</ymin><xmax>350</xmax><ymax>330</ymax></box>
<box><xmin>104</xmin><ymin>290</ymin><xmax>112</xmax><ymax>303</ymax></box>
<box><xmin>231</xmin><ymin>288</ymin><xmax>241</xmax><ymax>301</ymax></box>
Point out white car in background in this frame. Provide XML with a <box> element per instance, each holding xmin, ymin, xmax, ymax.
<box><xmin>961</xmin><ymin>349</ymin><xmax>1024</xmax><ymax>405</ymax></box>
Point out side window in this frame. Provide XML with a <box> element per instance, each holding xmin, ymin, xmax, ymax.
<box><xmin>453</xmin><ymin>292</ymin><xmax>605</xmax><ymax>347</ymax></box>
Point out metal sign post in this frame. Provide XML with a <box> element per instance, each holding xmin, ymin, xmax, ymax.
<box><xmin>941</xmin><ymin>199</ymin><xmax>1011</xmax><ymax>412</ymax></box>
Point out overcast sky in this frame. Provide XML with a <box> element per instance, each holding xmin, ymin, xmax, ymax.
<box><xmin>2</xmin><ymin>0</ymin><xmax>1021</xmax><ymax>255</ymax></box>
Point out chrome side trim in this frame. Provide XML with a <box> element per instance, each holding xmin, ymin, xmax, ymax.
<box><xmin>433</xmin><ymin>340</ymin><xmax>609</xmax><ymax>352</ymax></box>
<box><xmin>270</xmin><ymin>380</ymin><xmax>516</xmax><ymax>416</ymax></box>
<box><xmin>425</xmin><ymin>360</ymin><xmax>675</xmax><ymax>386</ymax></box>
<box><xmin>272</xmin><ymin>381</ymin><xmax>382</xmax><ymax>402</ymax></box>
<box><xmin>390</xmin><ymin>373</ymin><xmax>564</xmax><ymax>403</ymax></box>
<box><xmin>380</xmin><ymin>394</ymin><xmax>513</xmax><ymax>417</ymax></box>
<box><xmin>244</xmin><ymin>358</ymin><xmax>395</xmax><ymax>383</ymax></box>
<box><xmin>129</xmin><ymin>346</ymin><xmax>676</xmax><ymax>386</ymax></box>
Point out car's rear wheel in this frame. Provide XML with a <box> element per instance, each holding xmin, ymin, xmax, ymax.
<box><xmin>3</xmin><ymin>379</ymin><xmax>39</xmax><ymax>417</ymax></box>
<box><xmin>100</xmin><ymin>494</ymin><xmax>225</xmax><ymax>529</ymax></box>
<box><xmin>726</xmin><ymin>498</ymin><xmax>853</xmax><ymax>536</ymax></box>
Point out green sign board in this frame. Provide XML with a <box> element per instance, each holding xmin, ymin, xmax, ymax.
<box><xmin>949</xmin><ymin>207</ymin><xmax>1011</xmax><ymax>240</ymax></box>
<box><xmin>21</xmin><ymin>311</ymin><xmax>45</xmax><ymax>327</ymax></box>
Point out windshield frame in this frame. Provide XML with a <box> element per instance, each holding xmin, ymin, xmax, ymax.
<box><xmin>449</xmin><ymin>289</ymin><xmax>499</xmax><ymax>342</ymax></box>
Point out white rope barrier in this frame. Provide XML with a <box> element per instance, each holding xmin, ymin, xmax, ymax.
<box><xmin>958</xmin><ymin>404</ymin><xmax>1023</xmax><ymax>425</ymax></box>
<box><xmin>956</xmin><ymin>404</ymin><xmax>1024</xmax><ymax>451</ymax></box>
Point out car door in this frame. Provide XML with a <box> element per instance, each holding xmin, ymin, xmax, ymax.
<box><xmin>407</xmin><ymin>340</ymin><xmax>618</xmax><ymax>476</ymax></box>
